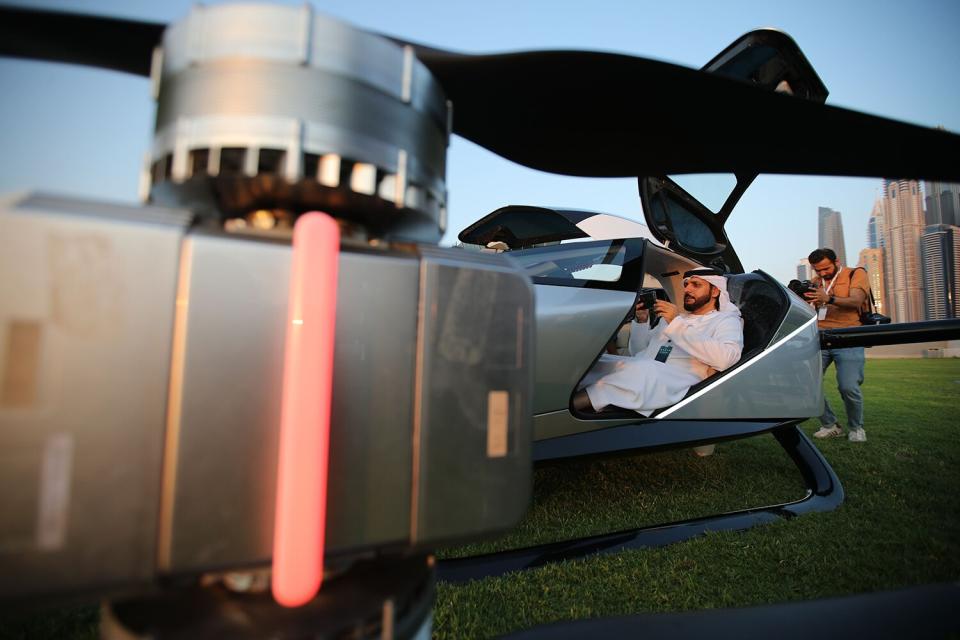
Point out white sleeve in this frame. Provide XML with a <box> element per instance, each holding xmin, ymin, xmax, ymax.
<box><xmin>627</xmin><ymin>320</ymin><xmax>655</xmax><ymax>356</ymax></box>
<box><xmin>662</xmin><ymin>314</ymin><xmax>743</xmax><ymax>371</ymax></box>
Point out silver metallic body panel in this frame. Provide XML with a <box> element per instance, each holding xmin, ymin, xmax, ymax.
<box><xmin>0</xmin><ymin>194</ymin><xmax>186</xmax><ymax>597</ymax></box>
<box><xmin>0</xmin><ymin>194</ymin><xmax>534</xmax><ymax>596</ymax></box>
<box><xmin>534</xmin><ymin>409</ymin><xmax>636</xmax><ymax>441</ymax></box>
<box><xmin>659</xmin><ymin>315</ymin><xmax>822</xmax><ymax>420</ymax></box>
<box><xmin>532</xmin><ymin>286</ymin><xmax>634</xmax><ymax>414</ymax></box>
<box><xmin>162</xmin><ymin>242</ymin><xmax>534</xmax><ymax>571</ymax></box>
<box><xmin>162</xmin><ymin>237</ymin><xmax>420</xmax><ymax>570</ymax></box>
<box><xmin>414</xmin><ymin>248</ymin><xmax>534</xmax><ymax>544</ymax></box>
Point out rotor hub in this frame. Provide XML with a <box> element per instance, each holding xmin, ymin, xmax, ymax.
<box><xmin>145</xmin><ymin>4</ymin><xmax>450</xmax><ymax>242</ymax></box>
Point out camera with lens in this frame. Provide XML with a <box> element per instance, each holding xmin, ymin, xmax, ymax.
<box><xmin>788</xmin><ymin>279</ymin><xmax>818</xmax><ymax>298</ymax></box>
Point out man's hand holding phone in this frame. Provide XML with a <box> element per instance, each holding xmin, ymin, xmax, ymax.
<box><xmin>635</xmin><ymin>288</ymin><xmax>678</xmax><ymax>328</ymax></box>
<box><xmin>634</xmin><ymin>300</ymin><xmax>649</xmax><ymax>323</ymax></box>
<box><xmin>653</xmin><ymin>300</ymin><xmax>679</xmax><ymax>324</ymax></box>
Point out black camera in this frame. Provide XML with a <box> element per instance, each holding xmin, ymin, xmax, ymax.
<box><xmin>788</xmin><ymin>279</ymin><xmax>817</xmax><ymax>298</ymax></box>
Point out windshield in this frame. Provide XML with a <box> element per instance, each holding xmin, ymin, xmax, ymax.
<box><xmin>512</xmin><ymin>242</ymin><xmax>626</xmax><ymax>281</ymax></box>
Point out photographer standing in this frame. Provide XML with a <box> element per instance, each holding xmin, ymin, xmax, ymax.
<box><xmin>804</xmin><ymin>248</ymin><xmax>870</xmax><ymax>442</ymax></box>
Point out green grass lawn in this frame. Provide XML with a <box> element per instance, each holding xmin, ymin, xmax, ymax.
<box><xmin>434</xmin><ymin>358</ymin><xmax>960</xmax><ymax>638</ymax></box>
<box><xmin>3</xmin><ymin>359</ymin><xmax>957</xmax><ymax>639</ymax></box>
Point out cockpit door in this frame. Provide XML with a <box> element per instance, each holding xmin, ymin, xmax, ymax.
<box><xmin>638</xmin><ymin>30</ymin><xmax>828</xmax><ymax>274</ymax></box>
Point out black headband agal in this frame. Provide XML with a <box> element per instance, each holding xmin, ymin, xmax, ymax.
<box><xmin>682</xmin><ymin>268</ymin><xmax>724</xmax><ymax>279</ymax></box>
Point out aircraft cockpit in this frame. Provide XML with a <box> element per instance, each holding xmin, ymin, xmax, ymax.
<box><xmin>458</xmin><ymin>202</ymin><xmax>821</xmax><ymax>445</ymax></box>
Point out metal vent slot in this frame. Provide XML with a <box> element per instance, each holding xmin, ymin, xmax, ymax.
<box><xmin>219</xmin><ymin>147</ymin><xmax>247</xmax><ymax>177</ymax></box>
<box><xmin>257</xmin><ymin>148</ymin><xmax>286</xmax><ymax>176</ymax></box>
<box><xmin>187</xmin><ymin>149</ymin><xmax>209</xmax><ymax>178</ymax></box>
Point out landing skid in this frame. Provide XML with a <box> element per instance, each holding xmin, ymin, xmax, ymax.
<box><xmin>437</xmin><ymin>422</ymin><xmax>842</xmax><ymax>583</ymax></box>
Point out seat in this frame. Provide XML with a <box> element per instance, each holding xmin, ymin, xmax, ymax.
<box><xmin>725</xmin><ymin>272</ymin><xmax>789</xmax><ymax>361</ymax></box>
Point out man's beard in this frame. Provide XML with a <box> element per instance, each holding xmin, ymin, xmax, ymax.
<box><xmin>683</xmin><ymin>290</ymin><xmax>712</xmax><ymax>312</ymax></box>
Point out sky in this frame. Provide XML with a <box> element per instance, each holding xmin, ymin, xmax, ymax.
<box><xmin>1</xmin><ymin>0</ymin><xmax>958</xmax><ymax>284</ymax></box>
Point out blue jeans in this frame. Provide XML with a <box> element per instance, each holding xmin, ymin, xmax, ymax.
<box><xmin>819</xmin><ymin>347</ymin><xmax>865</xmax><ymax>431</ymax></box>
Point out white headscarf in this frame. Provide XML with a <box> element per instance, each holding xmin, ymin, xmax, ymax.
<box><xmin>683</xmin><ymin>269</ymin><xmax>740</xmax><ymax>316</ymax></box>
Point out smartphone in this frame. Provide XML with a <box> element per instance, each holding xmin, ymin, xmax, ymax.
<box><xmin>634</xmin><ymin>288</ymin><xmax>669</xmax><ymax>328</ymax></box>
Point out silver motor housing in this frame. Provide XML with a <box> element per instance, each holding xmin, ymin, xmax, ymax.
<box><xmin>145</xmin><ymin>4</ymin><xmax>450</xmax><ymax>243</ymax></box>
<box><xmin>0</xmin><ymin>193</ymin><xmax>534</xmax><ymax>600</ymax></box>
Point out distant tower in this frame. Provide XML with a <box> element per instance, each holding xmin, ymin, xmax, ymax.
<box><xmin>796</xmin><ymin>258</ymin><xmax>813</xmax><ymax>281</ymax></box>
<box><xmin>920</xmin><ymin>224</ymin><xmax>960</xmax><ymax>320</ymax></box>
<box><xmin>867</xmin><ymin>199</ymin><xmax>884</xmax><ymax>249</ymax></box>
<box><xmin>923</xmin><ymin>179</ymin><xmax>960</xmax><ymax>227</ymax></box>
<box><xmin>923</xmin><ymin>126</ymin><xmax>960</xmax><ymax>228</ymax></box>
<box><xmin>818</xmin><ymin>206</ymin><xmax>847</xmax><ymax>265</ymax></box>
<box><xmin>857</xmin><ymin>248</ymin><xmax>886</xmax><ymax>315</ymax></box>
<box><xmin>881</xmin><ymin>179</ymin><xmax>925</xmax><ymax>322</ymax></box>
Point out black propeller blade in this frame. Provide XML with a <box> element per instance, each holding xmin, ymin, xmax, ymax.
<box><xmin>0</xmin><ymin>6</ymin><xmax>163</xmax><ymax>76</ymax></box>
<box><xmin>2</xmin><ymin>6</ymin><xmax>958</xmax><ymax>181</ymax></box>
<box><xmin>407</xmin><ymin>47</ymin><xmax>960</xmax><ymax>181</ymax></box>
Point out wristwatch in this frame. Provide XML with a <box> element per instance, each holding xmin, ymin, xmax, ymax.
<box><xmin>828</xmin><ymin>295</ymin><xmax>836</xmax><ymax>305</ymax></box>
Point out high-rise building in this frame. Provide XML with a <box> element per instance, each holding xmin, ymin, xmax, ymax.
<box><xmin>796</xmin><ymin>258</ymin><xmax>813</xmax><ymax>281</ymax></box>
<box><xmin>923</xmin><ymin>179</ymin><xmax>960</xmax><ymax>227</ymax></box>
<box><xmin>867</xmin><ymin>199</ymin><xmax>884</xmax><ymax>249</ymax></box>
<box><xmin>880</xmin><ymin>178</ymin><xmax>925</xmax><ymax>322</ymax></box>
<box><xmin>857</xmin><ymin>248</ymin><xmax>886</xmax><ymax>316</ymax></box>
<box><xmin>920</xmin><ymin>224</ymin><xmax>960</xmax><ymax>320</ymax></box>
<box><xmin>818</xmin><ymin>206</ymin><xmax>847</xmax><ymax>265</ymax></box>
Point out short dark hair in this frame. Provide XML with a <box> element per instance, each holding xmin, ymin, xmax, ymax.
<box><xmin>808</xmin><ymin>248</ymin><xmax>837</xmax><ymax>264</ymax></box>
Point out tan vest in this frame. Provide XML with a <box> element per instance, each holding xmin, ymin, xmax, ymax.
<box><xmin>814</xmin><ymin>266</ymin><xmax>870</xmax><ymax>329</ymax></box>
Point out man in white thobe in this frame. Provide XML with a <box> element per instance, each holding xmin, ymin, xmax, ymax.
<box><xmin>572</xmin><ymin>269</ymin><xmax>743</xmax><ymax>415</ymax></box>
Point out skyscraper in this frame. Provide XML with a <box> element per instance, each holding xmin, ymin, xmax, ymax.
<box><xmin>881</xmin><ymin>179</ymin><xmax>925</xmax><ymax>322</ymax></box>
<box><xmin>857</xmin><ymin>248</ymin><xmax>886</xmax><ymax>315</ymax></box>
<box><xmin>923</xmin><ymin>179</ymin><xmax>960</xmax><ymax>227</ymax></box>
<box><xmin>867</xmin><ymin>199</ymin><xmax>884</xmax><ymax>249</ymax></box>
<box><xmin>920</xmin><ymin>224</ymin><xmax>960</xmax><ymax>320</ymax></box>
<box><xmin>796</xmin><ymin>258</ymin><xmax>813</xmax><ymax>281</ymax></box>
<box><xmin>923</xmin><ymin>126</ymin><xmax>960</xmax><ymax>228</ymax></box>
<box><xmin>818</xmin><ymin>206</ymin><xmax>847</xmax><ymax>265</ymax></box>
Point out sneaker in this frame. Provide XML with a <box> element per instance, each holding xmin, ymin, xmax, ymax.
<box><xmin>848</xmin><ymin>429</ymin><xmax>867</xmax><ymax>442</ymax></box>
<box><xmin>692</xmin><ymin>444</ymin><xmax>716</xmax><ymax>457</ymax></box>
<box><xmin>813</xmin><ymin>424</ymin><xmax>844</xmax><ymax>439</ymax></box>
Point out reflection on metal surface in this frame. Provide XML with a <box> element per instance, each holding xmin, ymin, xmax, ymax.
<box><xmin>1</xmin><ymin>321</ymin><xmax>41</xmax><ymax>408</ymax></box>
<box><xmin>36</xmin><ymin>433</ymin><xmax>72</xmax><ymax>551</ymax></box>
<box><xmin>486</xmin><ymin>391</ymin><xmax>509</xmax><ymax>458</ymax></box>
<box><xmin>157</xmin><ymin>239</ymin><xmax>193</xmax><ymax>571</ymax></box>
<box><xmin>409</xmin><ymin>258</ymin><xmax>427</xmax><ymax>545</ymax></box>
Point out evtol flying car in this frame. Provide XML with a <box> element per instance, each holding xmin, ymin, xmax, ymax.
<box><xmin>2</xmin><ymin>4</ymin><xmax>960</xmax><ymax>638</ymax></box>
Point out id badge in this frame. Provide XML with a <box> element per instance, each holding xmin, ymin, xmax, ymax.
<box><xmin>818</xmin><ymin>306</ymin><xmax>828</xmax><ymax>320</ymax></box>
<box><xmin>654</xmin><ymin>344</ymin><xmax>673</xmax><ymax>363</ymax></box>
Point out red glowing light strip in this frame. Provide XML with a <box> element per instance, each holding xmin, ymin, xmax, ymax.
<box><xmin>272</xmin><ymin>212</ymin><xmax>340</xmax><ymax>607</ymax></box>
